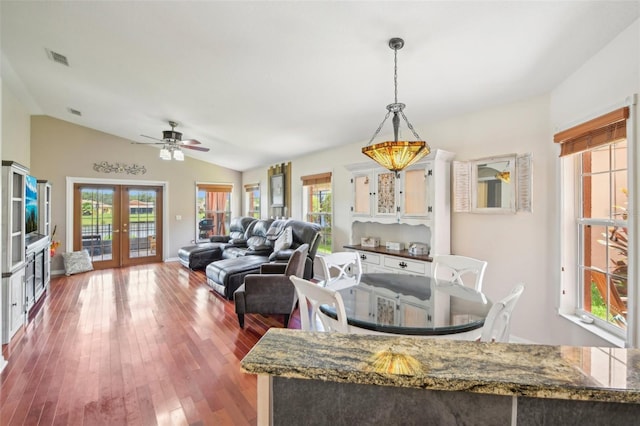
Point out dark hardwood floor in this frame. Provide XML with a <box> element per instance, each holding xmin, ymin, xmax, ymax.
<box><xmin>1</xmin><ymin>261</ymin><xmax>297</xmax><ymax>425</ymax></box>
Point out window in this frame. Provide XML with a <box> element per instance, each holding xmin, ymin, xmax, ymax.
<box><xmin>556</xmin><ymin>106</ymin><xmax>633</xmax><ymax>342</ymax></box>
<box><xmin>301</xmin><ymin>172</ymin><xmax>332</xmax><ymax>254</ymax></box>
<box><xmin>577</xmin><ymin>142</ymin><xmax>628</xmax><ymax>333</ymax></box>
<box><xmin>196</xmin><ymin>183</ymin><xmax>232</xmax><ymax>242</ymax></box>
<box><xmin>244</xmin><ymin>183</ymin><xmax>261</xmax><ymax>218</ymax></box>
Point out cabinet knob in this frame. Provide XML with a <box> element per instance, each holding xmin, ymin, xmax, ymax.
<box><xmin>399</xmin><ymin>261</ymin><xmax>408</xmax><ymax>269</ymax></box>
<box><xmin>12</xmin><ymin>302</ymin><xmax>17</xmax><ymax>307</ymax></box>
<box><xmin>360</xmin><ymin>254</ymin><xmax>367</xmax><ymax>260</ymax></box>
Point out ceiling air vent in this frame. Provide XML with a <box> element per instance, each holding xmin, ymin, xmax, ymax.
<box><xmin>67</xmin><ymin>108</ymin><xmax>82</xmax><ymax>116</ymax></box>
<box><xmin>46</xmin><ymin>49</ymin><xmax>69</xmax><ymax>66</ymax></box>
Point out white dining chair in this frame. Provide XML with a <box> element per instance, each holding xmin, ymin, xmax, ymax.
<box><xmin>432</xmin><ymin>254</ymin><xmax>488</xmax><ymax>292</ymax></box>
<box><xmin>290</xmin><ymin>276</ymin><xmax>349</xmax><ymax>333</ymax></box>
<box><xmin>479</xmin><ymin>283</ymin><xmax>525</xmax><ymax>343</ymax></box>
<box><xmin>319</xmin><ymin>251</ymin><xmax>362</xmax><ymax>287</ymax></box>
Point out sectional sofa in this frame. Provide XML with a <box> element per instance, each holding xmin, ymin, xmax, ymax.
<box><xmin>179</xmin><ymin>216</ymin><xmax>322</xmax><ymax>299</ymax></box>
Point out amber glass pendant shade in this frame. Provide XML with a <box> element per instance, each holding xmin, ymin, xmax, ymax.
<box><xmin>362</xmin><ymin>140</ymin><xmax>430</xmax><ymax>172</ymax></box>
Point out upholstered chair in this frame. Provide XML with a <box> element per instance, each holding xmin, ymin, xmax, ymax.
<box><xmin>234</xmin><ymin>244</ymin><xmax>309</xmax><ymax>328</ymax></box>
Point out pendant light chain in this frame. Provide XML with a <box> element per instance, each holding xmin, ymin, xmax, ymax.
<box><xmin>394</xmin><ymin>47</ymin><xmax>398</xmax><ymax>104</ymax></box>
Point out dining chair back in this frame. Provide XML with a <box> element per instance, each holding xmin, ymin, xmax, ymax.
<box><xmin>479</xmin><ymin>283</ymin><xmax>525</xmax><ymax>343</ymax></box>
<box><xmin>290</xmin><ymin>276</ymin><xmax>349</xmax><ymax>333</ymax></box>
<box><xmin>319</xmin><ymin>251</ymin><xmax>362</xmax><ymax>286</ymax></box>
<box><xmin>432</xmin><ymin>254</ymin><xmax>488</xmax><ymax>292</ymax></box>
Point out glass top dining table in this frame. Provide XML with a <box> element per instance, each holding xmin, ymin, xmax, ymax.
<box><xmin>319</xmin><ymin>273</ymin><xmax>492</xmax><ymax>336</ymax></box>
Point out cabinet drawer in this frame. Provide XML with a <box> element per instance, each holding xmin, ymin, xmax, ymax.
<box><xmin>358</xmin><ymin>252</ymin><xmax>380</xmax><ymax>265</ymax></box>
<box><xmin>383</xmin><ymin>256</ymin><xmax>426</xmax><ymax>275</ymax></box>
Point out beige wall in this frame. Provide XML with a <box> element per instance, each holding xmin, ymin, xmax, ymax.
<box><xmin>29</xmin><ymin>116</ymin><xmax>242</xmax><ymax>271</ymax></box>
<box><xmin>1</xmin><ymin>82</ymin><xmax>30</xmax><ymax>166</ymax></box>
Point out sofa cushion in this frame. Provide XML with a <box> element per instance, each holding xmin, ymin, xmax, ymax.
<box><xmin>284</xmin><ymin>244</ymin><xmax>308</xmax><ymax>276</ymax></box>
<box><xmin>206</xmin><ymin>255</ymin><xmax>269</xmax><ymax>299</ymax></box>
<box><xmin>63</xmin><ymin>250</ymin><xmax>94</xmax><ymax>276</ymax></box>
<box><xmin>178</xmin><ymin>243</ymin><xmax>224</xmax><ymax>269</ymax></box>
<box><xmin>273</xmin><ymin>226</ymin><xmax>293</xmax><ymax>253</ymax></box>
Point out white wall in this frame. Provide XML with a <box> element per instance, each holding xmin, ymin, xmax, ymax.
<box><xmin>550</xmin><ymin>18</ymin><xmax>640</xmax><ymax>346</ymax></box>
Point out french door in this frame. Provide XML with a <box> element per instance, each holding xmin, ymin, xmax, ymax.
<box><xmin>73</xmin><ymin>183</ymin><xmax>163</xmax><ymax>269</ymax></box>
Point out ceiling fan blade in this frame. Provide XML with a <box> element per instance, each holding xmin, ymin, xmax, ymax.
<box><xmin>180</xmin><ymin>138</ymin><xmax>201</xmax><ymax>145</ymax></box>
<box><xmin>140</xmin><ymin>134</ymin><xmax>163</xmax><ymax>142</ymax></box>
<box><xmin>132</xmin><ymin>141</ymin><xmax>164</xmax><ymax>145</ymax></box>
<box><xmin>182</xmin><ymin>145</ymin><xmax>210</xmax><ymax>152</ymax></box>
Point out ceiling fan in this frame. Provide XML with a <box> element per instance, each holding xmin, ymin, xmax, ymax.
<box><xmin>135</xmin><ymin>121</ymin><xmax>210</xmax><ymax>160</ymax></box>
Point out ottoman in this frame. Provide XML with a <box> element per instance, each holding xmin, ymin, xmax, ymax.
<box><xmin>206</xmin><ymin>256</ymin><xmax>269</xmax><ymax>299</ymax></box>
<box><xmin>178</xmin><ymin>242</ymin><xmax>225</xmax><ymax>270</ymax></box>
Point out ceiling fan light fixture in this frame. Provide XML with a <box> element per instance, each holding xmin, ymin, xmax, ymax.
<box><xmin>173</xmin><ymin>149</ymin><xmax>184</xmax><ymax>161</ymax></box>
<box><xmin>362</xmin><ymin>38</ymin><xmax>431</xmax><ymax>172</ymax></box>
<box><xmin>159</xmin><ymin>147</ymin><xmax>171</xmax><ymax>160</ymax></box>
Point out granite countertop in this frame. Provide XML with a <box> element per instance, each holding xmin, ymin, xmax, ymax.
<box><xmin>241</xmin><ymin>329</ymin><xmax>640</xmax><ymax>404</ymax></box>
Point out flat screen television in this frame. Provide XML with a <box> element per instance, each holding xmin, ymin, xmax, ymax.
<box><xmin>25</xmin><ymin>174</ymin><xmax>38</xmax><ymax>235</ymax></box>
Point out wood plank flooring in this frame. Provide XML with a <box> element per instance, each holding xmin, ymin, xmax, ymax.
<box><xmin>1</xmin><ymin>261</ymin><xmax>297</xmax><ymax>425</ymax></box>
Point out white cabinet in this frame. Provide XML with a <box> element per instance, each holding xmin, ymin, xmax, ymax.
<box><xmin>351</xmin><ymin>169</ymin><xmax>399</xmax><ymax>218</ymax></box>
<box><xmin>37</xmin><ymin>180</ymin><xmax>52</xmax><ymax>238</ymax></box>
<box><xmin>2</xmin><ymin>161</ymin><xmax>28</xmax><ymax>344</ymax></box>
<box><xmin>2</xmin><ymin>161</ymin><xmax>27</xmax><ymax>273</ymax></box>
<box><xmin>355</xmin><ymin>249</ymin><xmax>430</xmax><ymax>276</ymax></box>
<box><xmin>2</xmin><ymin>268</ymin><xmax>25</xmax><ymax>343</ymax></box>
<box><xmin>347</xmin><ymin>149</ymin><xmax>453</xmax><ymax>258</ymax></box>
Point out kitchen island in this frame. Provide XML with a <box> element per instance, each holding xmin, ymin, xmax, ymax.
<box><xmin>241</xmin><ymin>329</ymin><xmax>640</xmax><ymax>425</ymax></box>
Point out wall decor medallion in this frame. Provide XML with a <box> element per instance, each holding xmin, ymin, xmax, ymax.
<box><xmin>93</xmin><ymin>161</ymin><xmax>147</xmax><ymax>175</ymax></box>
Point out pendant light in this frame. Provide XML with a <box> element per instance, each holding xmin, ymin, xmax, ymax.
<box><xmin>362</xmin><ymin>38</ymin><xmax>430</xmax><ymax>172</ymax></box>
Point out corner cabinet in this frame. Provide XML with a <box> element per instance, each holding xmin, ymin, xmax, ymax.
<box><xmin>2</xmin><ymin>161</ymin><xmax>28</xmax><ymax>344</ymax></box>
<box><xmin>345</xmin><ymin>149</ymin><xmax>454</xmax><ymax>276</ymax></box>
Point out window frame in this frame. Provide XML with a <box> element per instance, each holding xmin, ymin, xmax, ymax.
<box><xmin>574</xmin><ymin>143</ymin><xmax>628</xmax><ymax>339</ymax></box>
<box><xmin>195</xmin><ymin>182</ymin><xmax>233</xmax><ymax>243</ymax></box>
<box><xmin>244</xmin><ymin>183</ymin><xmax>261</xmax><ymax>219</ymax></box>
<box><xmin>557</xmin><ymin>100</ymin><xmax>637</xmax><ymax>347</ymax></box>
<box><xmin>301</xmin><ymin>172</ymin><xmax>332</xmax><ymax>254</ymax></box>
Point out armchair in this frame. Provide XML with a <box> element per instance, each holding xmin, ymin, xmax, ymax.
<box><xmin>234</xmin><ymin>244</ymin><xmax>309</xmax><ymax>328</ymax></box>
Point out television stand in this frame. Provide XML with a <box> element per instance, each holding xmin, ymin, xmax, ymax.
<box><xmin>25</xmin><ymin>234</ymin><xmax>50</xmax><ymax>317</ymax></box>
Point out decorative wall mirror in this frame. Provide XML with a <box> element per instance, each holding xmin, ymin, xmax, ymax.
<box><xmin>471</xmin><ymin>155</ymin><xmax>516</xmax><ymax>213</ymax></box>
<box><xmin>453</xmin><ymin>153</ymin><xmax>532</xmax><ymax>214</ymax></box>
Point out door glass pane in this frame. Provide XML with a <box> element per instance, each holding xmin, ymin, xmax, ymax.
<box><xmin>403</xmin><ymin>169</ymin><xmax>426</xmax><ymax>215</ymax></box>
<box><xmin>354</xmin><ymin>175</ymin><xmax>370</xmax><ymax>215</ymax></box>
<box><xmin>81</xmin><ymin>187</ymin><xmax>114</xmax><ymax>262</ymax></box>
<box><xmin>376</xmin><ymin>172</ymin><xmax>396</xmax><ymax>215</ymax></box>
<box><xmin>128</xmin><ymin>188</ymin><xmax>158</xmax><ymax>258</ymax></box>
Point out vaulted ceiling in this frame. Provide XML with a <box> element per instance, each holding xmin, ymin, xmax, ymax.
<box><xmin>2</xmin><ymin>1</ymin><xmax>638</xmax><ymax>171</ymax></box>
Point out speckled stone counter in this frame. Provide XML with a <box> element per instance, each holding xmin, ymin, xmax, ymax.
<box><xmin>242</xmin><ymin>329</ymin><xmax>640</xmax><ymax>425</ymax></box>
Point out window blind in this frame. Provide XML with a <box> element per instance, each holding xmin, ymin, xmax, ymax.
<box><xmin>301</xmin><ymin>172</ymin><xmax>332</xmax><ymax>186</ymax></box>
<box><xmin>197</xmin><ymin>183</ymin><xmax>233</xmax><ymax>192</ymax></box>
<box><xmin>554</xmin><ymin>107</ymin><xmax>628</xmax><ymax>157</ymax></box>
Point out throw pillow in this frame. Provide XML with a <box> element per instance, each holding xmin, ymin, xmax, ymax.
<box><xmin>273</xmin><ymin>226</ymin><xmax>293</xmax><ymax>253</ymax></box>
<box><xmin>62</xmin><ymin>250</ymin><xmax>94</xmax><ymax>276</ymax></box>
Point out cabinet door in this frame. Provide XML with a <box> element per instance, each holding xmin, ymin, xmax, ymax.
<box><xmin>374</xmin><ymin>171</ymin><xmax>397</xmax><ymax>216</ymax></box>
<box><xmin>401</xmin><ymin>302</ymin><xmax>431</xmax><ymax>327</ymax></box>
<box><xmin>3</xmin><ymin>270</ymin><xmax>25</xmax><ymax>343</ymax></box>
<box><xmin>400</xmin><ymin>162</ymin><xmax>432</xmax><ymax>219</ymax></box>
<box><xmin>352</xmin><ymin>172</ymin><xmax>372</xmax><ymax>216</ymax></box>
<box><xmin>374</xmin><ymin>294</ymin><xmax>397</xmax><ymax>326</ymax></box>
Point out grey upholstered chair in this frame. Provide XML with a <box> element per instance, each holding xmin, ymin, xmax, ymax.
<box><xmin>234</xmin><ymin>244</ymin><xmax>309</xmax><ymax>328</ymax></box>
